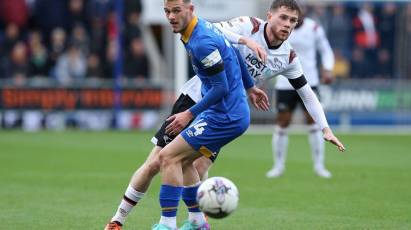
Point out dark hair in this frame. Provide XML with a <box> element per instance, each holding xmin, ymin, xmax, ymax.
<box><xmin>270</xmin><ymin>0</ymin><xmax>302</xmax><ymax>17</ymax></box>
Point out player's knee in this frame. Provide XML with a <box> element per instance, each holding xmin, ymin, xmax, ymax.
<box><xmin>277</xmin><ymin>118</ymin><xmax>291</xmax><ymax>128</ymax></box>
<box><xmin>158</xmin><ymin>148</ymin><xmax>175</xmax><ymax>168</ymax></box>
<box><xmin>145</xmin><ymin>159</ymin><xmax>161</xmax><ymax>176</ymax></box>
<box><xmin>276</xmin><ymin>112</ymin><xmax>292</xmax><ymax>127</ymax></box>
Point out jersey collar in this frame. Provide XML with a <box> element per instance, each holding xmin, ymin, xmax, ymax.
<box><xmin>181</xmin><ymin>16</ymin><xmax>198</xmax><ymax>44</ymax></box>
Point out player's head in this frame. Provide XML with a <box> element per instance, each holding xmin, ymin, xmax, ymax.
<box><xmin>267</xmin><ymin>0</ymin><xmax>301</xmax><ymax>41</ymax></box>
<box><xmin>163</xmin><ymin>0</ymin><xmax>194</xmax><ymax>33</ymax></box>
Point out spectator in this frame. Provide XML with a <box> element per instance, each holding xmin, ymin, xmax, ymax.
<box><xmin>349</xmin><ymin>47</ymin><xmax>373</xmax><ymax>79</ymax></box>
<box><xmin>353</xmin><ymin>3</ymin><xmax>379</xmax><ymax>50</ymax></box>
<box><xmin>28</xmin><ymin>30</ymin><xmax>49</xmax><ymax>76</ymax></box>
<box><xmin>375</xmin><ymin>49</ymin><xmax>393</xmax><ymax>79</ymax></box>
<box><xmin>67</xmin><ymin>0</ymin><xmax>90</xmax><ymax>32</ymax></box>
<box><xmin>327</xmin><ymin>4</ymin><xmax>351</xmax><ymax>58</ymax></box>
<box><xmin>86</xmin><ymin>52</ymin><xmax>103</xmax><ymax>79</ymax></box>
<box><xmin>48</xmin><ymin>28</ymin><xmax>67</xmax><ymax>69</ymax></box>
<box><xmin>33</xmin><ymin>0</ymin><xmax>69</xmax><ymax>42</ymax></box>
<box><xmin>69</xmin><ymin>23</ymin><xmax>90</xmax><ymax>55</ymax></box>
<box><xmin>55</xmin><ymin>44</ymin><xmax>87</xmax><ymax>85</ymax></box>
<box><xmin>333</xmin><ymin>48</ymin><xmax>350</xmax><ymax>79</ymax></box>
<box><xmin>1</xmin><ymin>23</ymin><xmax>21</xmax><ymax>57</ymax></box>
<box><xmin>87</xmin><ymin>0</ymin><xmax>112</xmax><ymax>56</ymax></box>
<box><xmin>124</xmin><ymin>0</ymin><xmax>143</xmax><ymax>45</ymax></box>
<box><xmin>0</xmin><ymin>0</ymin><xmax>29</xmax><ymax>29</ymax></box>
<box><xmin>377</xmin><ymin>3</ymin><xmax>397</xmax><ymax>51</ymax></box>
<box><xmin>2</xmin><ymin>42</ymin><xmax>30</xmax><ymax>85</ymax></box>
<box><xmin>103</xmin><ymin>39</ymin><xmax>116</xmax><ymax>80</ymax></box>
<box><xmin>352</xmin><ymin>3</ymin><xmax>379</xmax><ymax>73</ymax></box>
<box><xmin>124</xmin><ymin>37</ymin><xmax>149</xmax><ymax>83</ymax></box>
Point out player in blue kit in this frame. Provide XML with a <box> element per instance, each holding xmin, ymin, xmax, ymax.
<box><xmin>152</xmin><ymin>0</ymin><xmax>263</xmax><ymax>229</ymax></box>
<box><xmin>104</xmin><ymin>30</ymin><xmax>268</xmax><ymax>230</ymax></box>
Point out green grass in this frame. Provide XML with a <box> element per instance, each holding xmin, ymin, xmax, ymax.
<box><xmin>1</xmin><ymin>131</ymin><xmax>411</xmax><ymax>229</ymax></box>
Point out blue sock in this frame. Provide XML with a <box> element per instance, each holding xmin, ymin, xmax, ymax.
<box><xmin>159</xmin><ymin>184</ymin><xmax>183</xmax><ymax>217</ymax></box>
<box><xmin>182</xmin><ymin>184</ymin><xmax>201</xmax><ymax>212</ymax></box>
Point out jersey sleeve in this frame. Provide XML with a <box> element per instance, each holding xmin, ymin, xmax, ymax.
<box><xmin>281</xmin><ymin>49</ymin><xmax>304</xmax><ymax>80</ymax></box>
<box><xmin>189</xmin><ymin>38</ymin><xmax>229</xmax><ymax>116</ymax></box>
<box><xmin>213</xmin><ymin>24</ymin><xmax>242</xmax><ymax>44</ymax></box>
<box><xmin>314</xmin><ymin>24</ymin><xmax>335</xmax><ymax>71</ymax></box>
<box><xmin>214</xmin><ymin>16</ymin><xmax>260</xmax><ymax>39</ymax></box>
<box><xmin>193</xmin><ymin>38</ymin><xmax>225</xmax><ymax>76</ymax></box>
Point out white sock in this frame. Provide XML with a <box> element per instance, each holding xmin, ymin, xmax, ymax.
<box><xmin>272</xmin><ymin>126</ymin><xmax>288</xmax><ymax>169</ymax></box>
<box><xmin>159</xmin><ymin>216</ymin><xmax>177</xmax><ymax>229</ymax></box>
<box><xmin>111</xmin><ymin>185</ymin><xmax>145</xmax><ymax>225</ymax></box>
<box><xmin>308</xmin><ymin>124</ymin><xmax>325</xmax><ymax>170</ymax></box>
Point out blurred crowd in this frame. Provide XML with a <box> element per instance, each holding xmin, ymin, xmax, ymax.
<box><xmin>305</xmin><ymin>2</ymin><xmax>410</xmax><ymax>79</ymax></box>
<box><xmin>1</xmin><ymin>1</ymin><xmax>411</xmax><ymax>87</ymax></box>
<box><xmin>0</xmin><ymin>0</ymin><xmax>149</xmax><ymax>86</ymax></box>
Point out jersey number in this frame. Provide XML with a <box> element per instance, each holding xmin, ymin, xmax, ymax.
<box><xmin>193</xmin><ymin>122</ymin><xmax>207</xmax><ymax>136</ymax></box>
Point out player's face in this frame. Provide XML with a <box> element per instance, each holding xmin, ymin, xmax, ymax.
<box><xmin>267</xmin><ymin>6</ymin><xmax>299</xmax><ymax>41</ymax></box>
<box><xmin>164</xmin><ymin>0</ymin><xmax>194</xmax><ymax>33</ymax></box>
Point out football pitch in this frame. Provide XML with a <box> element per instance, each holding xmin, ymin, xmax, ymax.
<box><xmin>1</xmin><ymin>131</ymin><xmax>410</xmax><ymax>229</ymax></box>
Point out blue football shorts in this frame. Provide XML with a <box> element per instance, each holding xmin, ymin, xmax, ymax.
<box><xmin>180</xmin><ymin>113</ymin><xmax>249</xmax><ymax>162</ymax></box>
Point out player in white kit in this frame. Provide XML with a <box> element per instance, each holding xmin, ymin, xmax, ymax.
<box><xmin>186</xmin><ymin>10</ymin><xmax>341</xmax><ymax>156</ymax></box>
<box><xmin>266</xmin><ymin>16</ymin><xmax>336</xmax><ymax>178</ymax></box>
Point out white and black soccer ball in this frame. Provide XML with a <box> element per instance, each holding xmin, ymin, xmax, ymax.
<box><xmin>196</xmin><ymin>177</ymin><xmax>239</xmax><ymax>219</ymax></box>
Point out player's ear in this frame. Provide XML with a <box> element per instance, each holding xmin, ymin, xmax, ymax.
<box><xmin>267</xmin><ymin>11</ymin><xmax>272</xmax><ymax>21</ymax></box>
<box><xmin>189</xmin><ymin>4</ymin><xmax>194</xmax><ymax>13</ymax></box>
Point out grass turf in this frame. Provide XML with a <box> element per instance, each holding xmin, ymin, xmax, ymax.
<box><xmin>1</xmin><ymin>131</ymin><xmax>410</xmax><ymax>229</ymax></box>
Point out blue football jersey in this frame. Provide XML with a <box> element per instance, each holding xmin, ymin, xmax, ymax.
<box><xmin>182</xmin><ymin>17</ymin><xmax>249</xmax><ymax>122</ymax></box>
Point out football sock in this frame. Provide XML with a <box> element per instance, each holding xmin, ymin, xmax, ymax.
<box><xmin>182</xmin><ymin>182</ymin><xmax>206</xmax><ymax>224</ymax></box>
<box><xmin>308</xmin><ymin>124</ymin><xmax>325</xmax><ymax>169</ymax></box>
<box><xmin>111</xmin><ymin>185</ymin><xmax>145</xmax><ymax>225</ymax></box>
<box><xmin>273</xmin><ymin>125</ymin><xmax>288</xmax><ymax>169</ymax></box>
<box><xmin>159</xmin><ymin>216</ymin><xmax>177</xmax><ymax>229</ymax></box>
<box><xmin>159</xmin><ymin>184</ymin><xmax>183</xmax><ymax>229</ymax></box>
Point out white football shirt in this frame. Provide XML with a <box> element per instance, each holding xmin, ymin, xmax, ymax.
<box><xmin>215</xmin><ymin>16</ymin><xmax>304</xmax><ymax>85</ymax></box>
<box><xmin>181</xmin><ymin>17</ymin><xmax>305</xmax><ymax>102</ymax></box>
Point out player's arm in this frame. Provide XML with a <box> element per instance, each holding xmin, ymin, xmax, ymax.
<box><xmin>315</xmin><ymin>24</ymin><xmax>335</xmax><ymax>84</ymax></box>
<box><xmin>166</xmin><ymin>42</ymin><xmax>229</xmax><ymax>135</ymax></box>
<box><xmin>283</xmin><ymin>58</ymin><xmax>345</xmax><ymax>151</ymax></box>
<box><xmin>290</xmin><ymin>75</ymin><xmax>344</xmax><ymax>151</ymax></box>
<box><xmin>214</xmin><ymin>19</ymin><xmax>267</xmax><ymax>63</ymax></box>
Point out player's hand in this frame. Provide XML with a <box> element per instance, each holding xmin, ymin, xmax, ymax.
<box><xmin>247</xmin><ymin>86</ymin><xmax>270</xmax><ymax>111</ymax></box>
<box><xmin>322</xmin><ymin>127</ymin><xmax>345</xmax><ymax>152</ymax></box>
<box><xmin>165</xmin><ymin>110</ymin><xmax>193</xmax><ymax>135</ymax></box>
<box><xmin>241</xmin><ymin>37</ymin><xmax>267</xmax><ymax>63</ymax></box>
<box><xmin>321</xmin><ymin>70</ymin><xmax>334</xmax><ymax>84</ymax></box>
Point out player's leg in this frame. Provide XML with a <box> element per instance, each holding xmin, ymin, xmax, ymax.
<box><xmin>155</xmin><ymin>135</ymin><xmax>202</xmax><ymax>230</ymax></box>
<box><xmin>154</xmin><ymin>115</ymin><xmax>248</xmax><ymax>230</ymax></box>
<box><xmin>193</xmin><ymin>156</ymin><xmax>212</xmax><ymax>181</ymax></box>
<box><xmin>106</xmin><ymin>94</ymin><xmax>196</xmax><ymax>229</ymax></box>
<box><xmin>106</xmin><ymin>146</ymin><xmax>162</xmax><ymax>229</ymax></box>
<box><xmin>266</xmin><ymin>90</ymin><xmax>297</xmax><ymax>178</ymax></box>
<box><xmin>302</xmin><ymin>89</ymin><xmax>331</xmax><ymax>178</ymax></box>
<box><xmin>179</xmin><ymin>158</ymin><xmax>212</xmax><ymax>230</ymax></box>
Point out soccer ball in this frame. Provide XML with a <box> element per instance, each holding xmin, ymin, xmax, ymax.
<box><xmin>196</xmin><ymin>177</ymin><xmax>239</xmax><ymax>219</ymax></box>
